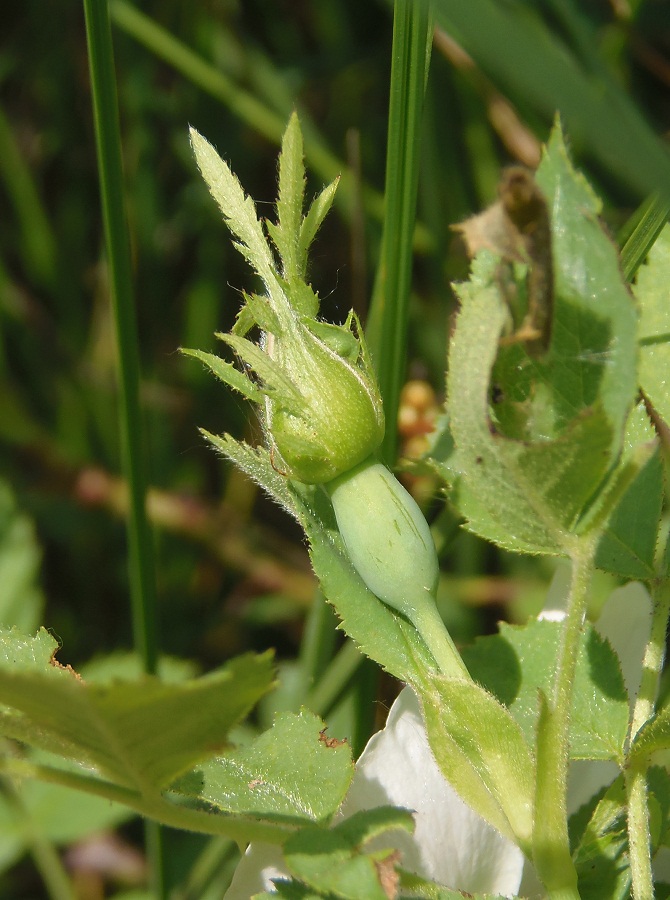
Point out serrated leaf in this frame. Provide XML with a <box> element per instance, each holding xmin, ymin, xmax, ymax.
<box><xmin>201</xmin><ymin>433</ymin><xmax>300</xmax><ymax>521</ymax></box>
<box><xmin>290</xmin><ymin>481</ymin><xmax>436</xmax><ymax>686</ymax></box>
<box><xmin>462</xmin><ymin>618</ymin><xmax>629</xmax><ymax>761</ymax></box>
<box><xmin>255</xmin><ymin>882</ymin><xmax>323</xmax><ymax>899</ymax></box>
<box><xmin>189</xmin><ymin>128</ymin><xmax>278</xmax><ymax>289</ymax></box>
<box><xmin>243</xmin><ymin>292</ymin><xmax>284</xmax><ymax>336</ymax></box>
<box><xmin>448</xmin><ymin>263</ymin><xmax>613</xmax><ymax>554</ymax></box>
<box><xmin>173</xmin><ymin>710</ymin><xmax>353</xmax><ymax>825</ymax></box>
<box><xmin>273</xmin><ymin>112</ymin><xmax>306</xmax><ymax>285</ymax></box>
<box><xmin>572</xmin><ymin>777</ymin><xmax>631</xmax><ymax>900</ymax></box>
<box><xmin>297</xmin><ymin>178</ymin><xmax>339</xmax><ymax>277</ymax></box>
<box><xmin>0</xmin><ymin>482</ymin><xmax>44</xmax><ymax>632</ymax></box>
<box><xmin>447</xmin><ymin>123</ymin><xmax>638</xmax><ymax>556</ymax></box>
<box><xmin>398</xmin><ymin>869</ymin><xmax>511</xmax><ymax>900</ymax></box>
<box><xmin>283</xmin><ymin>807</ymin><xmax>414</xmax><ymax>900</ymax></box>
<box><xmin>181</xmin><ymin>347</ymin><xmax>264</xmax><ymax>404</ymax></box>
<box><xmin>418</xmin><ymin>675</ymin><xmax>535</xmax><ymax>846</ymax></box>
<box><xmin>0</xmin><ymin>627</ymin><xmax>63</xmax><ymax>672</ymax></box>
<box><xmin>0</xmin><ymin>628</ymin><xmax>274</xmax><ymax>791</ymax></box>
<box><xmin>232</xmin><ymin>303</ymin><xmax>257</xmax><ymax>337</ymax></box>
<box><xmin>594</xmin><ymin>444</ymin><xmax>663</xmax><ymax>579</ymax></box>
<box><xmin>636</xmin><ymin>224</ymin><xmax>670</xmax><ymax>426</ymax></box>
<box><xmin>534</xmin><ymin>125</ymin><xmax>638</xmax><ymax>443</ymax></box>
<box><xmin>630</xmin><ymin>703</ymin><xmax>670</xmax><ymax>762</ymax></box>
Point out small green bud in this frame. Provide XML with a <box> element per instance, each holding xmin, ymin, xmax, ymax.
<box><xmin>326</xmin><ymin>457</ymin><xmax>438</xmax><ymax>614</ymax></box>
<box><xmin>186</xmin><ymin>118</ymin><xmax>384</xmax><ymax>485</ymax></box>
<box><xmin>267</xmin><ymin>318</ymin><xmax>384</xmax><ymax>484</ymax></box>
<box><xmin>326</xmin><ymin>456</ymin><xmax>468</xmax><ymax>679</ymax></box>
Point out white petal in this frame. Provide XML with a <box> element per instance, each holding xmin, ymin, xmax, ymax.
<box><xmin>593</xmin><ymin>581</ymin><xmax>652</xmax><ymax>706</ymax></box>
<box><xmin>224</xmin><ymin>843</ymin><xmax>286</xmax><ymax>899</ymax></box>
<box><xmin>339</xmin><ymin>687</ymin><xmax>524</xmax><ymax>896</ymax></box>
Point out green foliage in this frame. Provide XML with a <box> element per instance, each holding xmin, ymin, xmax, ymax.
<box><xmin>419</xmin><ymin>675</ymin><xmax>535</xmax><ymax>846</ymax></box>
<box><xmin>463</xmin><ymin>619</ymin><xmax>629</xmax><ymax>760</ymax></box>
<box><xmin>4</xmin><ymin>0</ymin><xmax>670</xmax><ymax>896</ymax></box>
<box><xmin>0</xmin><ymin>483</ymin><xmax>44</xmax><ymax>634</ymax></box>
<box><xmin>0</xmin><ymin>628</ymin><xmax>274</xmax><ymax>790</ymax></box>
<box><xmin>445</xmin><ymin>122</ymin><xmax>639</xmax><ymax>557</ymax></box>
<box><xmin>572</xmin><ymin>778</ymin><xmax>632</xmax><ymax>900</ymax></box>
<box><xmin>173</xmin><ymin>710</ymin><xmax>353</xmax><ymax>824</ymax></box>
<box><xmin>636</xmin><ymin>224</ymin><xmax>670</xmax><ymax>425</ymax></box>
<box><xmin>282</xmin><ymin>807</ymin><xmax>414</xmax><ymax>899</ymax></box>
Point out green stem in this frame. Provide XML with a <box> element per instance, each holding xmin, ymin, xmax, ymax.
<box><xmin>1</xmin><ymin>778</ymin><xmax>76</xmax><ymax>900</ymax></box>
<box><xmin>409</xmin><ymin>595</ymin><xmax>469</xmax><ymax>680</ymax></box>
<box><xmin>82</xmin><ymin>0</ymin><xmax>162</xmax><ymax>891</ymax></box>
<box><xmin>533</xmin><ymin>545</ymin><xmax>595</xmax><ymax>898</ymax></box>
<box><xmin>1</xmin><ymin>757</ymin><xmax>291</xmax><ymax>846</ymax></box>
<box><xmin>625</xmin><ymin>575</ymin><xmax>670</xmax><ymax>900</ymax></box>
<box><xmin>305</xmin><ymin>639</ymin><xmax>365</xmax><ymax>717</ymax></box>
<box><xmin>83</xmin><ymin>0</ymin><xmax>158</xmax><ymax>679</ymax></box>
<box><xmin>619</xmin><ymin>192</ymin><xmax>670</xmax><ymax>282</ymax></box>
<box><xmin>367</xmin><ymin>0</ymin><xmax>433</xmax><ymax>466</ymax></box>
<box><xmin>625</xmin><ymin>763</ymin><xmax>654</xmax><ymax>900</ymax></box>
<box><xmin>299</xmin><ymin>590</ymin><xmax>339</xmax><ymax>690</ymax></box>
<box><xmin>174</xmin><ymin>837</ymin><xmax>236</xmax><ymax>900</ymax></box>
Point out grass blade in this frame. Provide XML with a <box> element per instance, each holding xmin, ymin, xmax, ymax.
<box><xmin>367</xmin><ymin>0</ymin><xmax>433</xmax><ymax>466</ymax></box>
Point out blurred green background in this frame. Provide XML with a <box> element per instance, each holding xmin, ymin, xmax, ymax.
<box><xmin>2</xmin><ymin>0</ymin><xmax>670</xmax><ymax>896</ymax></box>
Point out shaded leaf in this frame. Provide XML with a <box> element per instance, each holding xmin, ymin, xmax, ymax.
<box><xmin>636</xmin><ymin>224</ymin><xmax>670</xmax><ymax>427</ymax></box>
<box><xmin>595</xmin><ymin>444</ymin><xmax>663</xmax><ymax>580</ymax></box>
<box><xmin>0</xmin><ymin>628</ymin><xmax>274</xmax><ymax>791</ymax></box>
<box><xmin>572</xmin><ymin>777</ymin><xmax>631</xmax><ymax>900</ymax></box>
<box><xmin>446</xmin><ymin>123</ymin><xmax>638</xmax><ymax>555</ymax></box>
<box><xmin>462</xmin><ymin>618</ymin><xmax>629</xmax><ymax>761</ymax></box>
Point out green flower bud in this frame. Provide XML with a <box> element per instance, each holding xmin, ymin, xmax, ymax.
<box><xmin>266</xmin><ymin>317</ymin><xmax>384</xmax><ymax>484</ymax></box>
<box><xmin>185</xmin><ymin>118</ymin><xmax>384</xmax><ymax>485</ymax></box>
<box><xmin>326</xmin><ymin>457</ymin><xmax>468</xmax><ymax>678</ymax></box>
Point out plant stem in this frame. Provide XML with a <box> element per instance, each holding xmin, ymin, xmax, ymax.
<box><xmin>619</xmin><ymin>192</ymin><xmax>670</xmax><ymax>282</ymax></box>
<box><xmin>1</xmin><ymin>757</ymin><xmax>291</xmax><ymax>846</ymax></box>
<box><xmin>83</xmin><ymin>0</ymin><xmax>158</xmax><ymax>680</ymax></box>
<box><xmin>533</xmin><ymin>544</ymin><xmax>595</xmax><ymax>898</ymax></box>
<box><xmin>1</xmin><ymin>777</ymin><xmax>76</xmax><ymax>900</ymax></box>
<box><xmin>625</xmin><ymin>762</ymin><xmax>654</xmax><ymax>900</ymax></box>
<box><xmin>82</xmin><ymin>0</ymin><xmax>162</xmax><ymax>891</ymax></box>
<box><xmin>625</xmin><ymin>574</ymin><xmax>670</xmax><ymax>899</ymax></box>
<box><xmin>305</xmin><ymin>639</ymin><xmax>365</xmax><ymax>717</ymax></box>
<box><xmin>367</xmin><ymin>0</ymin><xmax>433</xmax><ymax>466</ymax></box>
<box><xmin>410</xmin><ymin>596</ymin><xmax>469</xmax><ymax>680</ymax></box>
